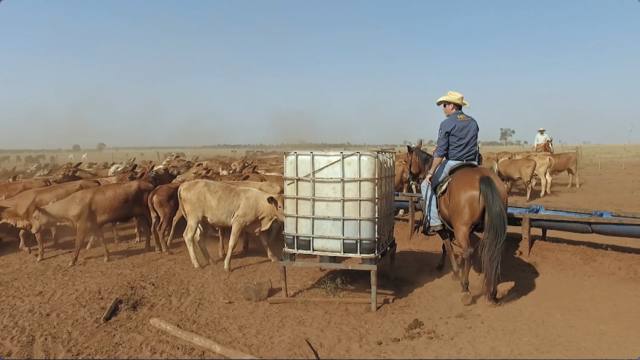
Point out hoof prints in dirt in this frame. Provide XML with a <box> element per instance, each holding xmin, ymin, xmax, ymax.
<box><xmin>378</xmin><ymin>318</ymin><xmax>440</xmax><ymax>344</ymax></box>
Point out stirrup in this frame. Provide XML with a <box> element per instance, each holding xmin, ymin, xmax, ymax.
<box><xmin>422</xmin><ymin>223</ymin><xmax>443</xmax><ymax>236</ymax></box>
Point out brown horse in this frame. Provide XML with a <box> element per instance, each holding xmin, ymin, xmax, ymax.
<box><xmin>535</xmin><ymin>140</ymin><xmax>554</xmax><ymax>153</ymax></box>
<box><xmin>429</xmin><ymin>165</ymin><xmax>508</xmax><ymax>304</ymax></box>
<box><xmin>405</xmin><ymin>145</ymin><xmax>433</xmax><ymax>193</ymax></box>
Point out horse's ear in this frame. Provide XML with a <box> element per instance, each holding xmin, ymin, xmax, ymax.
<box><xmin>406</xmin><ymin>145</ymin><xmax>413</xmax><ymax>153</ymax></box>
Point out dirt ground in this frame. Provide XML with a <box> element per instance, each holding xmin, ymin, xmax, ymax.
<box><xmin>1</xmin><ymin>146</ymin><xmax>639</xmax><ymax>358</ymax></box>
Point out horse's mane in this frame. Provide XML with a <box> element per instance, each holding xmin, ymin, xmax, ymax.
<box><xmin>414</xmin><ymin>147</ymin><xmax>433</xmax><ymax>165</ymax></box>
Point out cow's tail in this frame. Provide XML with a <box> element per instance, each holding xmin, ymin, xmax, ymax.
<box><xmin>479</xmin><ymin>176</ymin><xmax>507</xmax><ymax>300</ymax></box>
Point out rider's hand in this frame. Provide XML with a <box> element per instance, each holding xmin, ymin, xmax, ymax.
<box><xmin>425</xmin><ymin>172</ymin><xmax>433</xmax><ymax>184</ymax></box>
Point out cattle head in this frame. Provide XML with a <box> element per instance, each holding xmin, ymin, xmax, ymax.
<box><xmin>260</xmin><ymin>195</ymin><xmax>285</xmax><ymax>232</ymax></box>
<box><xmin>145</xmin><ymin>167</ymin><xmax>176</xmax><ymax>186</ymax></box>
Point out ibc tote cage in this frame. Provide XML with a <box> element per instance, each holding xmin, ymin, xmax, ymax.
<box><xmin>273</xmin><ymin>151</ymin><xmax>397</xmax><ymax>311</ymax></box>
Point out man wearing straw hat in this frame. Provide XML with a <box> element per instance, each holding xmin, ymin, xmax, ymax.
<box><xmin>534</xmin><ymin>128</ymin><xmax>554</xmax><ymax>152</ymax></box>
<box><xmin>421</xmin><ymin>90</ymin><xmax>480</xmax><ymax>235</ymax></box>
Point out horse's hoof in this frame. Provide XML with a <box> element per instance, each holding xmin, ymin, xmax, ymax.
<box><xmin>36</xmin><ymin>256</ymin><xmax>43</xmax><ymax>263</ymax></box>
<box><xmin>68</xmin><ymin>261</ymin><xmax>76</xmax><ymax>267</ymax></box>
<box><xmin>461</xmin><ymin>292</ymin><xmax>473</xmax><ymax>306</ymax></box>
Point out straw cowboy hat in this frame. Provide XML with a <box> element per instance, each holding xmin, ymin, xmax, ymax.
<box><xmin>436</xmin><ymin>90</ymin><xmax>469</xmax><ymax>107</ymax></box>
<box><xmin>538</xmin><ymin>128</ymin><xmax>546</xmax><ymax>132</ymax></box>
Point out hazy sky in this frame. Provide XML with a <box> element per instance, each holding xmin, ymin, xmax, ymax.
<box><xmin>1</xmin><ymin>0</ymin><xmax>639</xmax><ymax>149</ymax></box>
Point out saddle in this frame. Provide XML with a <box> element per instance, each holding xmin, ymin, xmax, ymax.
<box><xmin>420</xmin><ymin>162</ymin><xmax>480</xmax><ymax>235</ymax></box>
<box><xmin>432</xmin><ymin>162</ymin><xmax>478</xmax><ymax>198</ymax></box>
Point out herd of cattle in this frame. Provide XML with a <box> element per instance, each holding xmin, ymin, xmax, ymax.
<box><xmin>0</xmin><ymin>153</ymin><xmax>285</xmax><ymax>271</ymax></box>
<box><xmin>480</xmin><ymin>150</ymin><xmax>580</xmax><ymax>200</ymax></box>
<box><xmin>0</xmin><ymin>147</ymin><xmax>579</xmax><ymax>270</ymax></box>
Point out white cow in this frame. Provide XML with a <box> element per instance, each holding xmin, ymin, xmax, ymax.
<box><xmin>178</xmin><ymin>180</ymin><xmax>284</xmax><ymax>272</ymax></box>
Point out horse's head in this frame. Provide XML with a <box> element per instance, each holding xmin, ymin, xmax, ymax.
<box><xmin>405</xmin><ymin>145</ymin><xmax>434</xmax><ymax>188</ymax></box>
<box><xmin>537</xmin><ymin>139</ymin><xmax>554</xmax><ymax>153</ymax></box>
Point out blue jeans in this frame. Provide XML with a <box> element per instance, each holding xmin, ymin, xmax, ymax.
<box><xmin>421</xmin><ymin>160</ymin><xmax>477</xmax><ymax>227</ymax></box>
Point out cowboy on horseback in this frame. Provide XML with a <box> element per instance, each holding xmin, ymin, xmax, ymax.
<box><xmin>421</xmin><ymin>90</ymin><xmax>480</xmax><ymax>235</ymax></box>
<box><xmin>534</xmin><ymin>128</ymin><xmax>554</xmax><ymax>153</ymax></box>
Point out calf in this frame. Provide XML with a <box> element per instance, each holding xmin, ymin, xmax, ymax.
<box><xmin>178</xmin><ymin>180</ymin><xmax>284</xmax><ymax>272</ymax></box>
<box><xmin>165</xmin><ymin>180</ymin><xmax>283</xmax><ymax>254</ymax></box>
<box><xmin>496</xmin><ymin>158</ymin><xmax>537</xmax><ymax>201</ymax></box>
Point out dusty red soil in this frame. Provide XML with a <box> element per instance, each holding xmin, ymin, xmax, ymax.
<box><xmin>1</xmin><ymin>156</ymin><xmax>639</xmax><ymax>358</ymax></box>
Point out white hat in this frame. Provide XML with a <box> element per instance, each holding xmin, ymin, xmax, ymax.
<box><xmin>436</xmin><ymin>90</ymin><xmax>469</xmax><ymax>107</ymax></box>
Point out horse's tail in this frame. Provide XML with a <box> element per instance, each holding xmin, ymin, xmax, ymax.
<box><xmin>479</xmin><ymin>176</ymin><xmax>508</xmax><ymax>299</ymax></box>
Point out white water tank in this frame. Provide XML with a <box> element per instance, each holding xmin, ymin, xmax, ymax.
<box><xmin>283</xmin><ymin>151</ymin><xmax>395</xmax><ymax>258</ymax></box>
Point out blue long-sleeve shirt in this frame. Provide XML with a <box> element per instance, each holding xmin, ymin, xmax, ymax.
<box><xmin>434</xmin><ymin>110</ymin><xmax>479</xmax><ymax>161</ymax></box>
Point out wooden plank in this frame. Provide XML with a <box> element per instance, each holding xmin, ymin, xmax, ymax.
<box><xmin>267</xmin><ymin>296</ymin><xmax>393</xmax><ymax>306</ymax></box>
<box><xmin>396</xmin><ymin>192</ymin><xmax>423</xmax><ymax>199</ymax></box>
<box><xmin>522</xmin><ymin>217</ymin><xmax>533</xmax><ymax>255</ymax></box>
<box><xmin>370</xmin><ymin>269</ymin><xmax>378</xmax><ymax>312</ymax></box>
<box><xmin>101</xmin><ymin>297</ymin><xmax>121</xmax><ymax>323</ymax></box>
<box><xmin>280</xmin><ymin>265</ymin><xmax>288</xmax><ymax>298</ymax></box>
<box><xmin>281</xmin><ymin>260</ymin><xmax>377</xmax><ymax>271</ymax></box>
<box><xmin>149</xmin><ymin>318</ymin><xmax>258</xmax><ymax>359</ymax></box>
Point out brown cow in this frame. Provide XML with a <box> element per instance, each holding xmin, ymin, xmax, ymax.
<box><xmin>177</xmin><ymin>180</ymin><xmax>284</xmax><ymax>271</ymax></box>
<box><xmin>549</xmin><ymin>152</ymin><xmax>579</xmax><ymax>188</ymax></box>
<box><xmin>0</xmin><ymin>179</ymin><xmax>101</xmax><ymax>260</ymax></box>
<box><xmin>496</xmin><ymin>158</ymin><xmax>537</xmax><ymax>200</ymax></box>
<box><xmin>30</xmin><ymin>178</ymin><xmax>161</xmax><ymax>266</ymax></box>
<box><xmin>148</xmin><ymin>182</ymin><xmax>181</xmax><ymax>252</ymax></box>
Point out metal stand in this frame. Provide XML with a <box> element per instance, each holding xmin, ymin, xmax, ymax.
<box><xmin>274</xmin><ymin>240</ymin><xmax>396</xmax><ymax>312</ymax></box>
